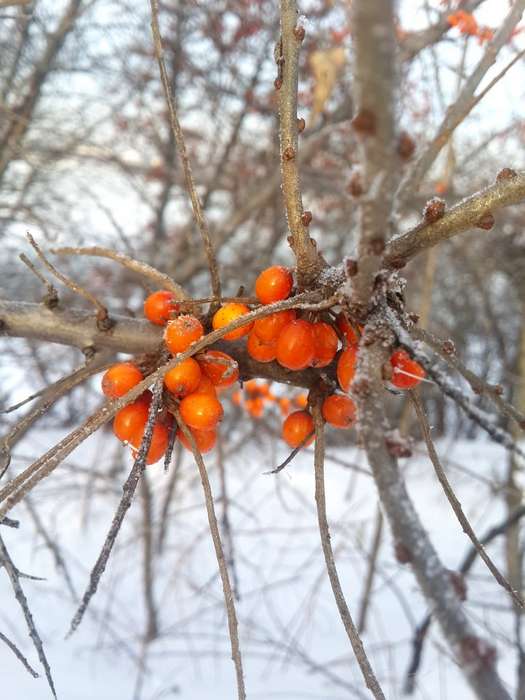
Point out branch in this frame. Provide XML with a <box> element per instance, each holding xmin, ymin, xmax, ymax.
<box><xmin>349</xmin><ymin>0</ymin><xmax>397</xmax><ymax>311</ymax></box>
<box><xmin>149</xmin><ymin>0</ymin><xmax>222</xmax><ymax>303</ymax></box>
<box><xmin>51</xmin><ymin>246</ymin><xmax>190</xmax><ymax>300</ymax></box>
<box><xmin>277</xmin><ymin>0</ymin><xmax>324</xmax><ymax>288</ymax></box>
<box><xmin>411</xmin><ymin>391</ymin><xmax>523</xmax><ymax>607</ymax></box>
<box><xmin>174</xmin><ymin>407</ymin><xmax>246</xmax><ymax>700</ymax></box>
<box><xmin>385</xmin><ymin>170</ymin><xmax>525</xmax><ymax>267</ymax></box>
<box><xmin>312</xmin><ymin>400</ymin><xmax>385</xmax><ymax>699</ymax></box>
<box><xmin>0</xmin><ymin>629</ymin><xmax>39</xmax><ymax>679</ymax></box>
<box><xmin>0</xmin><ymin>298</ymin><xmax>337</xmax><ymax>388</ymax></box>
<box><xmin>396</xmin><ymin>0</ymin><xmax>525</xmax><ymax>205</ymax></box>
<box><xmin>355</xmin><ymin>317</ymin><xmax>511</xmax><ymax>700</ymax></box>
<box><xmin>412</xmin><ymin>326</ymin><xmax>525</xmax><ymax>429</ymax></box>
<box><xmin>67</xmin><ymin>380</ymin><xmax>164</xmax><ymax>636</ymax></box>
<box><xmin>0</xmin><ymin>534</ymin><xmax>56</xmax><ymax>697</ymax></box>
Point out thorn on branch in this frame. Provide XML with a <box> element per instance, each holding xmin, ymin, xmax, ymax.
<box><xmin>301</xmin><ymin>211</ymin><xmax>312</xmax><ymax>226</ymax></box>
<box><xmin>293</xmin><ymin>25</ymin><xmax>305</xmax><ymax>41</ymax></box>
<box><xmin>423</xmin><ymin>197</ymin><xmax>446</xmax><ymax>223</ymax></box>
<box><xmin>351</xmin><ymin>109</ymin><xmax>377</xmax><ymax>136</ymax></box>
<box><xmin>475</xmin><ymin>212</ymin><xmax>495</xmax><ymax>230</ymax></box>
<box><xmin>397</xmin><ymin>131</ymin><xmax>416</xmax><ymax>160</ymax></box>
<box><xmin>459</xmin><ymin>636</ymin><xmax>497</xmax><ymax>669</ymax></box>
<box><xmin>394</xmin><ymin>542</ymin><xmax>412</xmax><ymax>564</ymax></box>
<box><xmin>347</xmin><ymin>171</ymin><xmax>364</xmax><ymax>197</ymax></box>
<box><xmin>449</xmin><ymin>570</ymin><xmax>467</xmax><ymax>602</ymax></box>
<box><xmin>496</xmin><ymin>167</ymin><xmax>518</xmax><ymax>182</ymax></box>
<box><xmin>19</xmin><ymin>253</ymin><xmax>59</xmax><ymax>308</ymax></box>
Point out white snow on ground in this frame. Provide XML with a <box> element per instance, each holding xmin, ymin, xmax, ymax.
<box><xmin>0</xmin><ymin>428</ymin><xmax>518</xmax><ymax>700</ymax></box>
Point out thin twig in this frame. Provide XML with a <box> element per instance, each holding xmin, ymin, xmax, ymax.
<box><xmin>277</xmin><ymin>0</ymin><xmax>323</xmax><ymax>288</ymax></box>
<box><xmin>411</xmin><ymin>390</ymin><xmax>523</xmax><ymax>608</ymax></box>
<box><xmin>0</xmin><ymin>534</ymin><xmax>56</xmax><ymax>697</ymax></box>
<box><xmin>412</xmin><ymin>326</ymin><xmax>525</xmax><ymax>429</ymax></box>
<box><xmin>312</xmin><ymin>399</ymin><xmax>385</xmax><ymax>699</ymax></box>
<box><xmin>0</xmin><ymin>629</ymin><xmax>39</xmax><ymax>678</ymax></box>
<box><xmin>19</xmin><ymin>253</ymin><xmax>58</xmax><ymax>308</ymax></box>
<box><xmin>405</xmin><ymin>504</ymin><xmax>525</xmax><ymax>694</ymax></box>
<box><xmin>26</xmin><ymin>233</ymin><xmax>112</xmax><ymax>330</ymax></box>
<box><xmin>173</xmin><ymin>407</ymin><xmax>246</xmax><ymax>700</ymax></box>
<box><xmin>51</xmin><ymin>246</ymin><xmax>189</xmax><ymax>300</ymax></box>
<box><xmin>67</xmin><ymin>380</ymin><xmax>164</xmax><ymax>637</ymax></box>
<box><xmin>149</xmin><ymin>0</ymin><xmax>222</xmax><ymax>304</ymax></box>
<box><xmin>263</xmin><ymin>431</ymin><xmax>314</xmax><ymax>474</ymax></box>
<box><xmin>357</xmin><ymin>506</ymin><xmax>383</xmax><ymax>635</ymax></box>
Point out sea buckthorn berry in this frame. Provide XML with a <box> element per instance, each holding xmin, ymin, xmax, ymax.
<box><xmin>276</xmin><ymin>319</ymin><xmax>315</xmax><ymax>370</ymax></box>
<box><xmin>179</xmin><ymin>392</ymin><xmax>224</xmax><ymax>430</ymax></box>
<box><xmin>143</xmin><ymin>290</ymin><xmax>179</xmax><ymax>325</ymax></box>
<box><xmin>199</xmin><ymin>350</ymin><xmax>239</xmax><ymax>388</ymax></box>
<box><xmin>282</xmin><ymin>410</ymin><xmax>314</xmax><ymax>448</ymax></box>
<box><xmin>130</xmin><ymin>422</ymin><xmax>170</xmax><ymax>465</ymax></box>
<box><xmin>102</xmin><ymin>362</ymin><xmax>143</xmax><ymax>398</ymax></box>
<box><xmin>279</xmin><ymin>397</ymin><xmax>291</xmax><ymax>416</ymax></box>
<box><xmin>212</xmin><ymin>303</ymin><xmax>253</xmax><ymax>340</ymax></box>
<box><xmin>294</xmin><ymin>393</ymin><xmax>308</xmax><ymax>408</ymax></box>
<box><xmin>255</xmin><ymin>266</ymin><xmax>293</xmax><ymax>305</ymax></box>
<box><xmin>164</xmin><ymin>357</ymin><xmax>202</xmax><ymax>398</ymax></box>
<box><xmin>246</xmin><ymin>397</ymin><xmax>265</xmax><ymax>418</ymax></box>
<box><xmin>192</xmin><ymin>375</ymin><xmax>218</xmax><ymax>397</ymax></box>
<box><xmin>337</xmin><ymin>346</ymin><xmax>358</xmax><ymax>392</ymax></box>
<box><xmin>177</xmin><ymin>427</ymin><xmax>217</xmax><ymax>454</ymax></box>
<box><xmin>312</xmin><ymin>321</ymin><xmax>338</xmax><ymax>368</ymax></box>
<box><xmin>247</xmin><ymin>331</ymin><xmax>277</xmax><ymax>363</ymax></box>
<box><xmin>113</xmin><ymin>401</ymin><xmax>149</xmax><ymax>442</ymax></box>
<box><xmin>390</xmin><ymin>349</ymin><xmax>426</xmax><ymax>389</ymax></box>
<box><xmin>336</xmin><ymin>312</ymin><xmax>360</xmax><ymax>346</ymax></box>
<box><xmin>164</xmin><ymin>315</ymin><xmax>204</xmax><ymax>354</ymax></box>
<box><xmin>322</xmin><ymin>394</ymin><xmax>356</xmax><ymax>429</ymax></box>
<box><xmin>253</xmin><ymin>310</ymin><xmax>296</xmax><ymax>343</ymax></box>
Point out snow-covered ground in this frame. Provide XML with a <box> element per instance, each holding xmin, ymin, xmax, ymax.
<box><xmin>0</xmin><ymin>429</ymin><xmax>518</xmax><ymax>699</ymax></box>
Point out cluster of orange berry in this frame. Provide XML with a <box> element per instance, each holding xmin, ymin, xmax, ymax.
<box><xmin>232</xmin><ymin>380</ymin><xmax>308</xmax><ymax>420</ymax></box>
<box><xmin>99</xmin><ymin>265</ymin><xmax>426</xmax><ymax>464</ymax></box>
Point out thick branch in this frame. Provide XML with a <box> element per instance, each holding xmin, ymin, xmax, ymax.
<box><xmin>0</xmin><ymin>299</ymin><xmax>335</xmax><ymax>389</ymax></box>
<box><xmin>349</xmin><ymin>0</ymin><xmax>397</xmax><ymax>310</ymax></box>
<box><xmin>278</xmin><ymin>0</ymin><xmax>324</xmax><ymax>288</ymax></box>
<box><xmin>385</xmin><ymin>170</ymin><xmax>525</xmax><ymax>266</ymax></box>
<box><xmin>355</xmin><ymin>320</ymin><xmax>511</xmax><ymax>700</ymax></box>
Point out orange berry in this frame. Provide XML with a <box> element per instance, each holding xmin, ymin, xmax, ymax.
<box><xmin>337</xmin><ymin>347</ymin><xmax>358</xmax><ymax>392</ymax></box>
<box><xmin>279</xmin><ymin>397</ymin><xmax>291</xmax><ymax>415</ymax></box>
<box><xmin>253</xmin><ymin>310</ymin><xmax>296</xmax><ymax>342</ymax></box>
<box><xmin>246</xmin><ymin>397</ymin><xmax>265</xmax><ymax>418</ymax></box>
<box><xmin>177</xmin><ymin>427</ymin><xmax>217</xmax><ymax>454</ymax></box>
<box><xmin>276</xmin><ymin>319</ymin><xmax>315</xmax><ymax>371</ymax></box>
<box><xmin>192</xmin><ymin>375</ymin><xmax>218</xmax><ymax>397</ymax></box>
<box><xmin>164</xmin><ymin>315</ymin><xmax>204</xmax><ymax>354</ymax></box>
<box><xmin>312</xmin><ymin>321</ymin><xmax>338</xmax><ymax>368</ymax></box>
<box><xmin>199</xmin><ymin>350</ymin><xmax>239</xmax><ymax>388</ymax></box>
<box><xmin>102</xmin><ymin>362</ymin><xmax>143</xmax><ymax>398</ymax></box>
<box><xmin>282</xmin><ymin>410</ymin><xmax>314</xmax><ymax>448</ymax></box>
<box><xmin>232</xmin><ymin>390</ymin><xmax>243</xmax><ymax>406</ymax></box>
<box><xmin>164</xmin><ymin>357</ymin><xmax>202</xmax><ymax>398</ymax></box>
<box><xmin>113</xmin><ymin>401</ymin><xmax>149</xmax><ymax>442</ymax></box>
<box><xmin>212</xmin><ymin>303</ymin><xmax>253</xmax><ymax>341</ymax></box>
<box><xmin>243</xmin><ymin>379</ymin><xmax>260</xmax><ymax>393</ymax></box>
<box><xmin>390</xmin><ymin>349</ymin><xmax>426</xmax><ymax>389</ymax></box>
<box><xmin>294</xmin><ymin>393</ymin><xmax>308</xmax><ymax>408</ymax></box>
<box><xmin>143</xmin><ymin>290</ymin><xmax>179</xmax><ymax>325</ymax></box>
<box><xmin>130</xmin><ymin>422</ymin><xmax>169</xmax><ymax>465</ymax></box>
<box><xmin>322</xmin><ymin>394</ymin><xmax>356</xmax><ymax>429</ymax></box>
<box><xmin>179</xmin><ymin>392</ymin><xmax>224</xmax><ymax>430</ymax></box>
<box><xmin>247</xmin><ymin>331</ymin><xmax>277</xmax><ymax>363</ymax></box>
<box><xmin>335</xmin><ymin>312</ymin><xmax>360</xmax><ymax>346</ymax></box>
<box><xmin>255</xmin><ymin>265</ymin><xmax>293</xmax><ymax>304</ymax></box>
